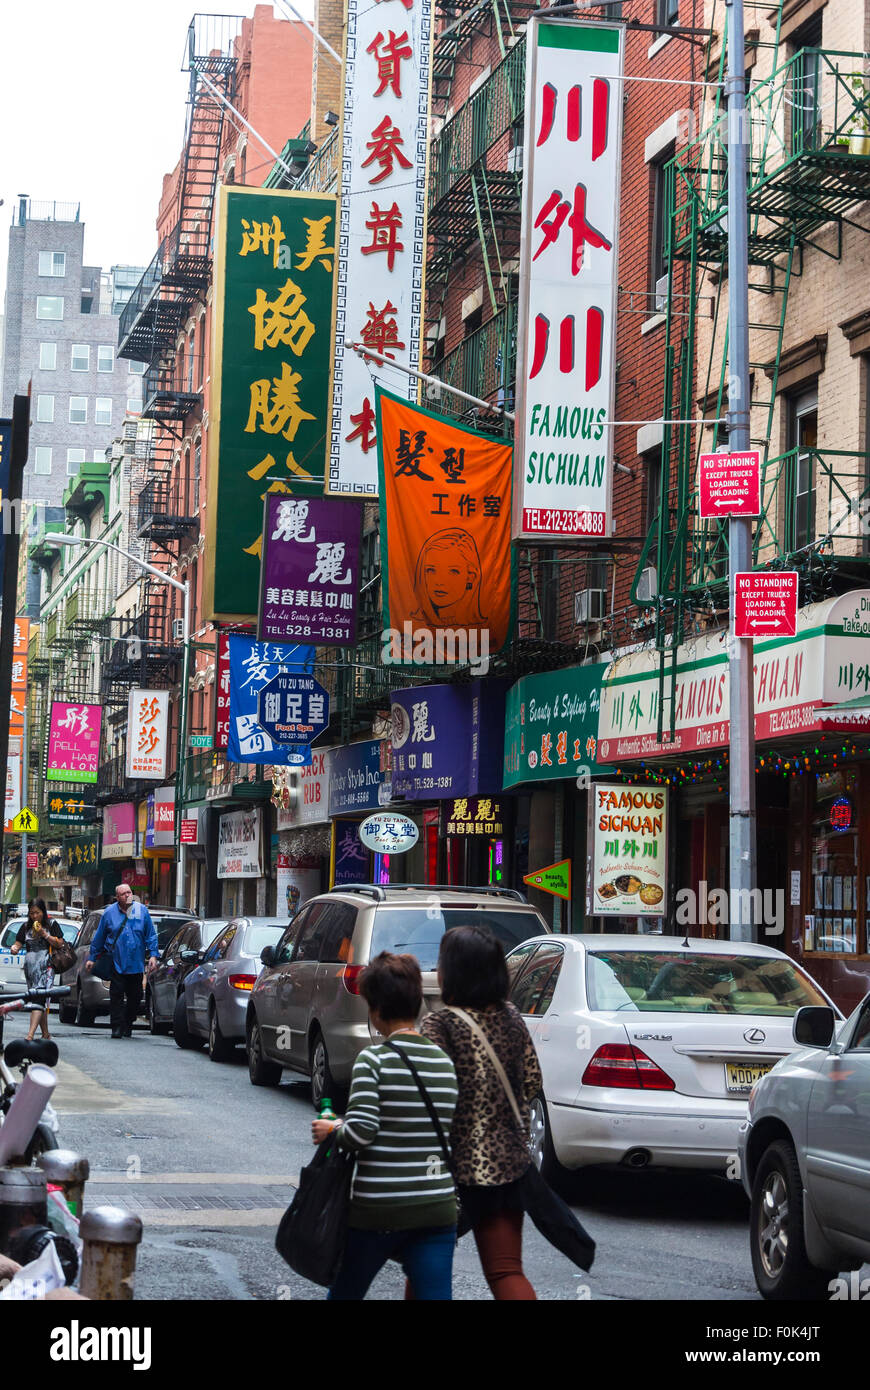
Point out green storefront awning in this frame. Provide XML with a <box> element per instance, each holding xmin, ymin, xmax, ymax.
<box><xmin>503</xmin><ymin>662</ymin><xmax>615</xmax><ymax>789</ymax></box>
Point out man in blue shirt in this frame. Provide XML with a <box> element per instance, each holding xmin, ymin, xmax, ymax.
<box><xmin>87</xmin><ymin>884</ymin><xmax>159</xmax><ymax>1038</ymax></box>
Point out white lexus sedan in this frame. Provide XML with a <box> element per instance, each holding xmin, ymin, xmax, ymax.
<box><xmin>507</xmin><ymin>934</ymin><xmax>842</xmax><ymax>1181</ymax></box>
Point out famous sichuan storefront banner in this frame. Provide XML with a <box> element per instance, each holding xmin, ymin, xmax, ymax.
<box><xmin>377</xmin><ymin>388</ymin><xmax>515</xmax><ymax>664</ymax></box>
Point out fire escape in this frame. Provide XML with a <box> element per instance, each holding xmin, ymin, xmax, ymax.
<box><xmin>630</xmin><ymin>3</ymin><xmax>870</xmax><ymax>744</ymax></box>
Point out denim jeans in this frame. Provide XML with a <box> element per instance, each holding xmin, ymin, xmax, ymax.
<box><xmin>327</xmin><ymin>1224</ymin><xmax>456</xmax><ymax>1301</ymax></box>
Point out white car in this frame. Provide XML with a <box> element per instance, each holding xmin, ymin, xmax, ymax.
<box><xmin>506</xmin><ymin>934</ymin><xmax>842</xmax><ymax>1180</ymax></box>
<box><xmin>739</xmin><ymin>995</ymin><xmax>870</xmax><ymax>1299</ymax></box>
<box><xmin>0</xmin><ymin>917</ymin><xmax>81</xmax><ymax>994</ymax></box>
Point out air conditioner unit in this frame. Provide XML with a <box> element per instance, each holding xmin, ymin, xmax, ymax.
<box><xmin>507</xmin><ymin>144</ymin><xmax>524</xmax><ymax>173</ymax></box>
<box><xmin>574</xmin><ymin>589</ymin><xmax>606</xmax><ymax>625</ymax></box>
<box><xmin>172</xmin><ymin>619</ymin><xmax>184</xmax><ymax>642</ymax></box>
<box><xmin>654</xmin><ymin>273</ymin><xmax>669</xmax><ymax>314</ymax></box>
<box><xmin>636</xmin><ymin>566</ymin><xmax>658</xmax><ymax>603</ymax></box>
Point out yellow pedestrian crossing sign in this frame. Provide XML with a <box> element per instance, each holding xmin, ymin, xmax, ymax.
<box><xmin>12</xmin><ymin>808</ymin><xmax>38</xmax><ymax>833</ymax></box>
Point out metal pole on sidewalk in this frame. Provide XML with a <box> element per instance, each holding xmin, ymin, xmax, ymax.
<box><xmin>20</xmin><ymin>698</ymin><xmax>28</xmax><ymax>905</ymax></box>
<box><xmin>725</xmin><ymin>0</ymin><xmax>756</xmax><ymax>941</ymax></box>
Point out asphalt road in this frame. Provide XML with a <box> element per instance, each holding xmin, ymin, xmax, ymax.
<box><xmin>1</xmin><ymin>1007</ymin><xmax>772</xmax><ymax>1302</ymax></box>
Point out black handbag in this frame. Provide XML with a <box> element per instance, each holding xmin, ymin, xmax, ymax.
<box><xmin>382</xmin><ymin>1040</ymin><xmax>463</xmax><ymax>1233</ymax></box>
<box><xmin>275</xmin><ymin>1135</ymin><xmax>355</xmax><ymax>1287</ymax></box>
<box><xmin>91</xmin><ymin>925</ymin><xmax>120</xmax><ymax>981</ymax></box>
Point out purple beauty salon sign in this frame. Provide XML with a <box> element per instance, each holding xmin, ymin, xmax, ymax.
<box><xmin>259</xmin><ymin>495</ymin><xmax>362</xmax><ymax>647</ymax></box>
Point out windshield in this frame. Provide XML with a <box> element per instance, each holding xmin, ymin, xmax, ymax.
<box><xmin>370</xmin><ymin>907</ymin><xmax>544</xmax><ymax>972</ymax></box>
<box><xmin>154</xmin><ymin>917</ymin><xmax>195</xmax><ymax>952</ymax></box>
<box><xmin>586</xmin><ymin>950</ymin><xmax>829</xmax><ymax>1016</ymax></box>
<box><xmin>244</xmin><ymin>924</ymin><xmax>286</xmax><ymax>956</ymax></box>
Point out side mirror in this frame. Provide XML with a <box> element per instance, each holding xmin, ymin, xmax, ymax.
<box><xmin>260</xmin><ymin>945</ymin><xmax>276</xmax><ymax>968</ymax></box>
<box><xmin>793</xmin><ymin>1005</ymin><xmax>836</xmax><ymax>1049</ymax></box>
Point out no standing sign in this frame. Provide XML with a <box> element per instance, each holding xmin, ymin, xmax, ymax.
<box><xmin>734</xmin><ymin>572</ymin><xmax>798</xmax><ymax>638</ymax></box>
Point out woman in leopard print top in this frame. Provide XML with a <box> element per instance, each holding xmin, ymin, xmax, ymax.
<box><xmin>420</xmin><ymin>924</ymin><xmax>542</xmax><ymax>1301</ymax></box>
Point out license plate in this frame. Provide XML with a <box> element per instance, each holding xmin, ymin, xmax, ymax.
<box><xmin>725</xmin><ymin>1061</ymin><xmax>772</xmax><ymax>1094</ymax></box>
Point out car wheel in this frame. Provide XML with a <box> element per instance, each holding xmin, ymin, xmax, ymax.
<box><xmin>310</xmin><ymin>1030</ymin><xmax>346</xmax><ymax>1112</ymax></box>
<box><xmin>750</xmin><ymin>1140</ymin><xmax>837</xmax><ymax>1301</ymax></box>
<box><xmin>25</xmin><ymin>1123</ymin><xmax>59</xmax><ymax>1165</ymax></box>
<box><xmin>57</xmin><ymin>995</ymin><xmax>76</xmax><ymax>1025</ymax></box>
<box><xmin>74</xmin><ymin>984</ymin><xmax>96</xmax><ymax>1028</ymax></box>
<box><xmin>172</xmin><ymin>994</ymin><xmax>204</xmax><ymax>1050</ymax></box>
<box><xmin>247</xmin><ymin>1016</ymin><xmax>281</xmax><ymax>1087</ymax></box>
<box><xmin>207</xmin><ymin>1005</ymin><xmax>235</xmax><ymax>1063</ymax></box>
<box><xmin>148</xmin><ymin>989</ymin><xmax>171</xmax><ymax>1037</ymax></box>
<box><xmin>529</xmin><ymin>1093</ymin><xmax>567</xmax><ymax>1185</ymax></box>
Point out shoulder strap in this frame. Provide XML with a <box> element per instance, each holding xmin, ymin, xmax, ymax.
<box><xmin>382</xmin><ymin>1040</ymin><xmax>454</xmax><ymax>1178</ymax></box>
<box><xmin>444</xmin><ymin>1006</ymin><xmax>525</xmax><ymax>1130</ymax></box>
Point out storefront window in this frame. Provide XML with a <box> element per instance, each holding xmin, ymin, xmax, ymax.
<box><xmin>809</xmin><ymin>769</ymin><xmax>859</xmax><ymax>953</ymax></box>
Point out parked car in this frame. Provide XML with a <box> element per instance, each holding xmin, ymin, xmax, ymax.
<box><xmin>504</xmin><ymin>934</ymin><xmax>843</xmax><ymax>1183</ymax></box>
<box><xmin>145</xmin><ymin>918</ymin><xmax>226</xmax><ymax>1035</ymax></box>
<box><xmin>739</xmin><ymin>994</ymin><xmax>870</xmax><ymax>1299</ymax></box>
<box><xmin>0</xmin><ymin>918</ymin><xmax>81</xmax><ymax>994</ymax></box>
<box><xmin>175</xmin><ymin>918</ymin><xmax>289</xmax><ymax>1059</ymax></box>
<box><xmin>246</xmin><ymin>884</ymin><xmax>550</xmax><ymax>1106</ymax></box>
<box><xmin>58</xmin><ymin>905</ymin><xmax>198</xmax><ymax>1026</ymax></box>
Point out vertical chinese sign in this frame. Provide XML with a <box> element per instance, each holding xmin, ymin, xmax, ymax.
<box><xmin>327</xmin><ymin>0</ymin><xmax>433</xmax><ymax>495</ymax></box>
<box><xmin>514</xmin><ymin>19</ymin><xmax>624</xmax><ymax>540</ymax></box>
<box><xmin>259</xmin><ymin>494</ymin><xmax>362</xmax><ymax>646</ymax></box>
<box><xmin>4</xmin><ymin>616</ymin><xmax>29</xmax><ymax>834</ymax></box>
<box><xmin>47</xmin><ymin>701</ymin><xmax>103</xmax><ymax>783</ymax></box>
<box><xmin>205</xmin><ymin>187</ymin><xmax>337</xmax><ymax>622</ymax></box>
<box><xmin>377</xmin><ymin>388</ymin><xmax>514</xmax><ymax>660</ymax></box>
<box><xmin>126</xmin><ymin>690</ymin><xmax>170</xmax><ymax>780</ymax></box>
<box><xmin>215</xmin><ymin>632</ymin><xmax>232</xmax><ymax>752</ymax></box>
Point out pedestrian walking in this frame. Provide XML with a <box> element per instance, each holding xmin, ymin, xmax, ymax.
<box><xmin>419</xmin><ymin>924</ymin><xmax>542</xmax><ymax>1300</ymax></box>
<box><xmin>311</xmin><ymin>952</ymin><xmax>459</xmax><ymax>1300</ymax></box>
<box><xmin>9</xmin><ymin>899</ymin><xmax>64</xmax><ymax>1041</ymax></box>
<box><xmin>85</xmin><ymin>885</ymin><xmax>159</xmax><ymax>1038</ymax></box>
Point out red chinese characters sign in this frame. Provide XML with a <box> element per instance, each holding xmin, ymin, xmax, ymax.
<box><xmin>327</xmin><ymin>0</ymin><xmax>433</xmax><ymax>496</ymax></box>
<box><xmin>514</xmin><ymin>20</ymin><xmax>623</xmax><ymax>540</ymax></box>
<box><xmin>734</xmin><ymin>572</ymin><xmax>799</xmax><ymax>638</ymax></box>
<box><xmin>699</xmin><ymin>451</ymin><xmax>761</xmax><ymax>518</ymax></box>
<box><xmin>215</xmin><ymin>632</ymin><xmax>232</xmax><ymax>751</ymax></box>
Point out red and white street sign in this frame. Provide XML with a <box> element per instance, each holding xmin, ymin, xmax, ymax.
<box><xmin>180</xmin><ymin>818</ymin><xmax>199</xmax><ymax>844</ymax></box>
<box><xmin>734</xmin><ymin>571</ymin><xmax>798</xmax><ymax>638</ymax></box>
<box><xmin>699</xmin><ymin>450</ymin><xmax>760</xmax><ymax>518</ymax></box>
<box><xmin>26</xmin><ymin>852</ymin><xmax>38</xmax><ymax>870</ymax></box>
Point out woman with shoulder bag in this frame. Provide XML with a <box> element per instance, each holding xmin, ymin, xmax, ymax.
<box><xmin>311</xmin><ymin>951</ymin><xmax>459</xmax><ymax>1300</ymax></box>
<box><xmin>419</xmin><ymin>923</ymin><xmax>542</xmax><ymax>1301</ymax></box>
<box><xmin>9</xmin><ymin>898</ymin><xmax>64</xmax><ymax>1041</ymax></box>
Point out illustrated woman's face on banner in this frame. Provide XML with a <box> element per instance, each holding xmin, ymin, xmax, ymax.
<box><xmin>422</xmin><ymin>545</ymin><xmax>473</xmax><ymax>610</ymax></box>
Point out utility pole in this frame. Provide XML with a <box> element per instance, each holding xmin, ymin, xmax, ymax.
<box><xmin>725</xmin><ymin>0</ymin><xmax>757</xmax><ymax>940</ymax></box>
<box><xmin>0</xmin><ymin>395</ymin><xmax>30</xmax><ymax>901</ymax></box>
<box><xmin>20</xmin><ymin>697</ymin><xmax>28</xmax><ymax>905</ymax></box>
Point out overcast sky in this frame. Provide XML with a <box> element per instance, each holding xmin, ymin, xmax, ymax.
<box><xmin>0</xmin><ymin>0</ymin><xmax>315</xmax><ymax>297</ymax></box>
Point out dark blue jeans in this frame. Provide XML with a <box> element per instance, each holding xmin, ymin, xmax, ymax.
<box><xmin>327</xmin><ymin>1224</ymin><xmax>456</xmax><ymax>1301</ymax></box>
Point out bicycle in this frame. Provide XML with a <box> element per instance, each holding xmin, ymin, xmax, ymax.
<box><xmin>0</xmin><ymin>986</ymin><xmax>70</xmax><ymax>1162</ymax></box>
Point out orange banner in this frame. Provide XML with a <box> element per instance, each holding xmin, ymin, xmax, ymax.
<box><xmin>376</xmin><ymin>389</ymin><xmax>514</xmax><ymax>662</ymax></box>
<box><xmin>9</xmin><ymin>616</ymin><xmax>29</xmax><ymax>732</ymax></box>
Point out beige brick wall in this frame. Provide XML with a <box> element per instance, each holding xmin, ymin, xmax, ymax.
<box><xmin>311</xmin><ymin>0</ymin><xmax>344</xmax><ymax>144</ymax></box>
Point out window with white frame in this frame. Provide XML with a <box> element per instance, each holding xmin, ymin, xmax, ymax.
<box><xmin>36</xmin><ymin>296</ymin><xmax>63</xmax><ymax>320</ymax></box>
<box><xmin>39</xmin><ymin>342</ymin><xmax>57</xmax><ymax>371</ymax></box>
<box><xmin>126</xmin><ymin>398</ymin><xmax>141</xmax><ymax>415</ymax></box>
<box><xmin>97</xmin><ymin>345</ymin><xmax>114</xmax><ymax>373</ymax></box>
<box><xmin>67</xmin><ymin>448</ymin><xmax>86</xmax><ymax>476</ymax></box>
<box><xmin>33</xmin><ymin>447</ymin><xmax>52</xmax><ymax>475</ymax></box>
<box><xmin>92</xmin><ymin>449</ymin><xmax>104</xmax><ymax>463</ymax></box>
<box><xmin>69</xmin><ymin>397</ymin><xmax>88</xmax><ymax>424</ymax></box>
<box><xmin>128</xmin><ymin>360</ymin><xmax>147</xmax><ymax>375</ymax></box>
<box><xmin>71</xmin><ymin>344</ymin><xmax>90</xmax><ymax>372</ymax></box>
<box><xmin>38</xmin><ymin>251</ymin><xmax>66</xmax><ymax>277</ymax></box>
<box><xmin>95</xmin><ymin>397</ymin><xmax>112</xmax><ymax>425</ymax></box>
<box><xmin>36</xmin><ymin>394</ymin><xmax>54</xmax><ymax>423</ymax></box>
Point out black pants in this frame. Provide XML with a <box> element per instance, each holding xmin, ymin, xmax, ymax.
<box><xmin>110</xmin><ymin>971</ymin><xmax>143</xmax><ymax>1034</ymax></box>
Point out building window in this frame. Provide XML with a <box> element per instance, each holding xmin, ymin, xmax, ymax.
<box><xmin>33</xmin><ymin>447</ymin><xmax>52</xmax><ymax>475</ymax></box>
<box><xmin>127</xmin><ymin>398</ymin><xmax>141</xmax><ymax>415</ymax></box>
<box><xmin>97</xmin><ymin>345</ymin><xmax>114</xmax><ymax>373</ymax></box>
<box><xmin>193</xmin><ymin>437</ymin><xmax>201</xmax><ymax>512</ymax></box>
<box><xmin>69</xmin><ymin>397</ymin><xmax>88</xmax><ymax>424</ymax></box>
<box><xmin>650</xmin><ymin>152</ymin><xmax>674</xmax><ymax>301</ymax></box>
<box><xmin>39</xmin><ymin>342</ymin><xmax>57</xmax><ymax>371</ymax></box>
<box><xmin>95</xmin><ymin>398</ymin><xmax>112</xmax><ymax>425</ymax></box>
<box><xmin>71</xmin><ymin>344</ymin><xmax>90</xmax><ymax>372</ymax></box>
<box><xmin>788</xmin><ymin>388</ymin><xmax>818</xmax><ymax>550</ymax></box>
<box><xmin>38</xmin><ymin>251</ymin><xmax>66</xmax><ymax>277</ymax></box>
<box><xmin>129</xmin><ymin>360</ymin><xmax>147</xmax><ymax>375</ymax></box>
<box><xmin>92</xmin><ymin>448</ymin><xmax>104</xmax><ymax>463</ymax></box>
<box><xmin>657</xmin><ymin>0</ymin><xmax>678</xmax><ymax>24</ymax></box>
<box><xmin>36</xmin><ymin>394</ymin><xmax>54</xmax><ymax>423</ymax></box>
<box><xmin>67</xmin><ymin>448</ymin><xmax>86</xmax><ymax>477</ymax></box>
<box><xmin>36</xmin><ymin>296</ymin><xmax>64</xmax><ymax>320</ymax></box>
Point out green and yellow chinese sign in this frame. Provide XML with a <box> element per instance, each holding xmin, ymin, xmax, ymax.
<box><xmin>205</xmin><ymin>186</ymin><xmax>337</xmax><ymax>622</ymax></box>
<box><xmin>65</xmin><ymin>832</ymin><xmax>100</xmax><ymax>875</ymax></box>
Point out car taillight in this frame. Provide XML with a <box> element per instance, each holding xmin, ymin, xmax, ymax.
<box><xmin>582</xmin><ymin>1044</ymin><xmax>675</xmax><ymax>1091</ymax></box>
<box><xmin>341</xmin><ymin>964</ymin><xmax>365</xmax><ymax>995</ymax></box>
<box><xmin>228</xmin><ymin>974</ymin><xmax>256</xmax><ymax>991</ymax></box>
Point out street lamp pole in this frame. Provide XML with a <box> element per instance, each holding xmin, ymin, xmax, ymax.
<box><xmin>51</xmin><ymin>536</ymin><xmax>191</xmax><ymax>912</ymax></box>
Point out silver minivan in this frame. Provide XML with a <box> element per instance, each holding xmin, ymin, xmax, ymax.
<box><xmin>245</xmin><ymin>885</ymin><xmax>550</xmax><ymax>1107</ymax></box>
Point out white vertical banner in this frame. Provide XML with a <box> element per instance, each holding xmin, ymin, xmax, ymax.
<box><xmin>327</xmin><ymin>0</ymin><xmax>433</xmax><ymax>495</ymax></box>
<box><xmin>513</xmin><ymin>18</ymin><xmax>624</xmax><ymax>541</ymax></box>
<box><xmin>126</xmin><ymin>689</ymin><xmax>171</xmax><ymax>781</ymax></box>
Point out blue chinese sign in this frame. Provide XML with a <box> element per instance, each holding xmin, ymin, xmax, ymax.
<box><xmin>389</xmin><ymin>680</ymin><xmax>506</xmax><ymax>800</ymax></box>
<box><xmin>257</xmin><ymin>672</ymin><xmax>330</xmax><ymax>746</ymax></box>
<box><xmin>227</xmin><ymin>635</ymin><xmax>315</xmax><ymax>766</ymax></box>
<box><xmin>328</xmin><ymin>740</ymin><xmax>383</xmax><ymax>815</ymax></box>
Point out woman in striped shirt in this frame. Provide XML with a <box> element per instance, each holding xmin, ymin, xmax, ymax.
<box><xmin>311</xmin><ymin>952</ymin><xmax>459</xmax><ymax>1301</ymax></box>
